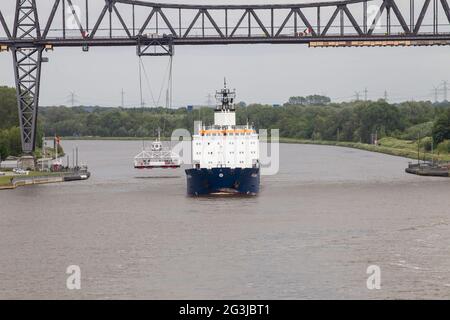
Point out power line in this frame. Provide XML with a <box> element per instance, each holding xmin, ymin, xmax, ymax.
<box><xmin>138</xmin><ymin>56</ymin><xmax>172</xmax><ymax>108</ymax></box>
<box><xmin>442</xmin><ymin>80</ymin><xmax>448</xmax><ymax>102</ymax></box>
<box><xmin>65</xmin><ymin>91</ymin><xmax>79</xmax><ymax>107</ymax></box>
<box><xmin>138</xmin><ymin>58</ymin><xmax>144</xmax><ymax>108</ymax></box>
<box><xmin>155</xmin><ymin>59</ymin><xmax>172</xmax><ymax>107</ymax></box>
<box><xmin>139</xmin><ymin>57</ymin><xmax>157</xmax><ymax>107</ymax></box>
<box><xmin>432</xmin><ymin>86</ymin><xmax>439</xmax><ymax>103</ymax></box>
<box><xmin>166</xmin><ymin>55</ymin><xmax>174</xmax><ymax>108</ymax></box>
<box><xmin>206</xmin><ymin>93</ymin><xmax>213</xmax><ymax>107</ymax></box>
<box><xmin>169</xmin><ymin>55</ymin><xmax>173</xmax><ymax>108</ymax></box>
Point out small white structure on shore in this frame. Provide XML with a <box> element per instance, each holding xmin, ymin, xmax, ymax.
<box><xmin>36</xmin><ymin>158</ymin><xmax>54</xmax><ymax>171</ymax></box>
<box><xmin>0</xmin><ymin>159</ymin><xmax>18</xmax><ymax>169</ymax></box>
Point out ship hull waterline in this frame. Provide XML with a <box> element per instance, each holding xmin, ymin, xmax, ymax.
<box><xmin>185</xmin><ymin>167</ymin><xmax>260</xmax><ymax>196</ymax></box>
<box><xmin>135</xmin><ymin>165</ymin><xmax>181</xmax><ymax>169</ymax></box>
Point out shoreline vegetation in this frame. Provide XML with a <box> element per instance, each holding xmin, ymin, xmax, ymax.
<box><xmin>279</xmin><ymin>137</ymin><xmax>450</xmax><ymax>162</ymax></box>
<box><xmin>0</xmin><ymin>170</ymin><xmax>89</xmax><ymax>189</ymax></box>
<box><xmin>0</xmin><ymin>171</ymin><xmax>62</xmax><ymax>188</ymax></box>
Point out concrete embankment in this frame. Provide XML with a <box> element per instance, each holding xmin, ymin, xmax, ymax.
<box><xmin>0</xmin><ymin>172</ymin><xmax>90</xmax><ymax>190</ymax></box>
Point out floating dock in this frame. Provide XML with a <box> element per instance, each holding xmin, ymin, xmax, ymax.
<box><xmin>405</xmin><ymin>162</ymin><xmax>450</xmax><ymax>177</ymax></box>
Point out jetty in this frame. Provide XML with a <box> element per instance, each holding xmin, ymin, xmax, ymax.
<box><xmin>0</xmin><ymin>171</ymin><xmax>90</xmax><ymax>190</ymax></box>
<box><xmin>405</xmin><ymin>162</ymin><xmax>450</xmax><ymax>177</ymax></box>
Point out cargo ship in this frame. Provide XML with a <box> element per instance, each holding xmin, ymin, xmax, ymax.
<box><xmin>185</xmin><ymin>80</ymin><xmax>260</xmax><ymax>196</ymax></box>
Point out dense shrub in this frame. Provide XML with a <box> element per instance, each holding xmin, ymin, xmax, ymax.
<box><xmin>0</xmin><ymin>127</ymin><xmax>22</xmax><ymax>160</ymax></box>
<box><xmin>437</xmin><ymin>140</ymin><xmax>450</xmax><ymax>153</ymax></box>
<box><xmin>432</xmin><ymin>109</ymin><xmax>450</xmax><ymax>144</ymax></box>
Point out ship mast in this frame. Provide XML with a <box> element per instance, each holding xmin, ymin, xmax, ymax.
<box><xmin>215</xmin><ymin>78</ymin><xmax>236</xmax><ymax>112</ymax></box>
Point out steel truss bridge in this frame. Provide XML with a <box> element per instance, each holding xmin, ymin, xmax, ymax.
<box><xmin>1</xmin><ymin>0</ymin><xmax>450</xmax><ymax>153</ymax></box>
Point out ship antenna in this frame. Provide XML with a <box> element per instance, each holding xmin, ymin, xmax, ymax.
<box><xmin>224</xmin><ymin>77</ymin><xmax>227</xmax><ymax>89</ymax></box>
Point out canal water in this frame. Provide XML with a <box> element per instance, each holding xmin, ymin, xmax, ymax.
<box><xmin>0</xmin><ymin>141</ymin><xmax>449</xmax><ymax>299</ymax></box>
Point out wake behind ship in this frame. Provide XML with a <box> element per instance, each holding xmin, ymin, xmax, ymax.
<box><xmin>185</xmin><ymin>81</ymin><xmax>260</xmax><ymax>196</ymax></box>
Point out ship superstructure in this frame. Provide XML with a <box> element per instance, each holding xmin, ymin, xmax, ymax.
<box><xmin>186</xmin><ymin>80</ymin><xmax>260</xmax><ymax>196</ymax></box>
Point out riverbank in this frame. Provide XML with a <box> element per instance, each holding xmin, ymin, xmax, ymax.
<box><xmin>0</xmin><ymin>171</ymin><xmax>90</xmax><ymax>190</ymax></box>
<box><xmin>280</xmin><ymin>137</ymin><xmax>450</xmax><ymax>162</ymax></box>
<box><xmin>0</xmin><ymin>171</ymin><xmax>55</xmax><ymax>186</ymax></box>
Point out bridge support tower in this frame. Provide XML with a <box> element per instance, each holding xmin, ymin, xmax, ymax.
<box><xmin>11</xmin><ymin>0</ymin><xmax>43</xmax><ymax>160</ymax></box>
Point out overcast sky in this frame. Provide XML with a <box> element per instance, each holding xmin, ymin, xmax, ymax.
<box><xmin>0</xmin><ymin>0</ymin><xmax>449</xmax><ymax>107</ymax></box>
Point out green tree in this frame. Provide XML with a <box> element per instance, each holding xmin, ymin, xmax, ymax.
<box><xmin>0</xmin><ymin>86</ymin><xmax>18</xmax><ymax>129</ymax></box>
<box><xmin>432</xmin><ymin>109</ymin><xmax>450</xmax><ymax>144</ymax></box>
<box><xmin>356</xmin><ymin>101</ymin><xmax>404</xmax><ymax>143</ymax></box>
<box><xmin>0</xmin><ymin>127</ymin><xmax>22</xmax><ymax>159</ymax></box>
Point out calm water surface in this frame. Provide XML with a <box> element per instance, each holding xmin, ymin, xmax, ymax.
<box><xmin>0</xmin><ymin>141</ymin><xmax>449</xmax><ymax>299</ymax></box>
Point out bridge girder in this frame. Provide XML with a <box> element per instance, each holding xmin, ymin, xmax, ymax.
<box><xmin>2</xmin><ymin>0</ymin><xmax>450</xmax><ymax>47</ymax></box>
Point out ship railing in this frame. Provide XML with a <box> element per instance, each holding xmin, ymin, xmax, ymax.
<box><xmin>134</xmin><ymin>150</ymin><xmax>180</xmax><ymax>160</ymax></box>
<box><xmin>201</xmin><ymin>125</ymin><xmax>254</xmax><ymax>131</ymax></box>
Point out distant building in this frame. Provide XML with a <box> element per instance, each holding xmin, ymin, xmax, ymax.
<box><xmin>0</xmin><ymin>160</ymin><xmax>18</xmax><ymax>169</ymax></box>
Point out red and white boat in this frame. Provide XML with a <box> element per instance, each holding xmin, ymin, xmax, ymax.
<box><xmin>134</xmin><ymin>135</ymin><xmax>181</xmax><ymax>169</ymax></box>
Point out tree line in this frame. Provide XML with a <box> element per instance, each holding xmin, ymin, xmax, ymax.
<box><xmin>0</xmin><ymin>86</ymin><xmax>23</xmax><ymax>160</ymax></box>
<box><xmin>0</xmin><ymin>86</ymin><xmax>44</xmax><ymax>160</ymax></box>
<box><xmin>2</xmin><ymin>86</ymin><xmax>450</xmax><ymax>159</ymax></box>
<box><xmin>38</xmin><ymin>97</ymin><xmax>450</xmax><ymax>146</ymax></box>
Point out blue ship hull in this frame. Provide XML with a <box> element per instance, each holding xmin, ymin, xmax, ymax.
<box><xmin>185</xmin><ymin>167</ymin><xmax>260</xmax><ymax>196</ymax></box>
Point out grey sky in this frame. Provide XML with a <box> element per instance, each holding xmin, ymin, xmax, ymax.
<box><xmin>0</xmin><ymin>0</ymin><xmax>449</xmax><ymax>107</ymax></box>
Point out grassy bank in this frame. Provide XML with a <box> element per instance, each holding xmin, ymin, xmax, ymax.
<box><xmin>61</xmin><ymin>136</ymin><xmax>450</xmax><ymax>162</ymax></box>
<box><xmin>0</xmin><ymin>171</ymin><xmax>62</xmax><ymax>187</ymax></box>
<box><xmin>280</xmin><ymin>137</ymin><xmax>450</xmax><ymax>162</ymax></box>
<box><xmin>0</xmin><ymin>175</ymin><xmax>12</xmax><ymax>186</ymax></box>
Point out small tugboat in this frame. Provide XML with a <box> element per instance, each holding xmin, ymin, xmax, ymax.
<box><xmin>185</xmin><ymin>80</ymin><xmax>260</xmax><ymax>196</ymax></box>
<box><xmin>134</xmin><ymin>132</ymin><xmax>181</xmax><ymax>169</ymax></box>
